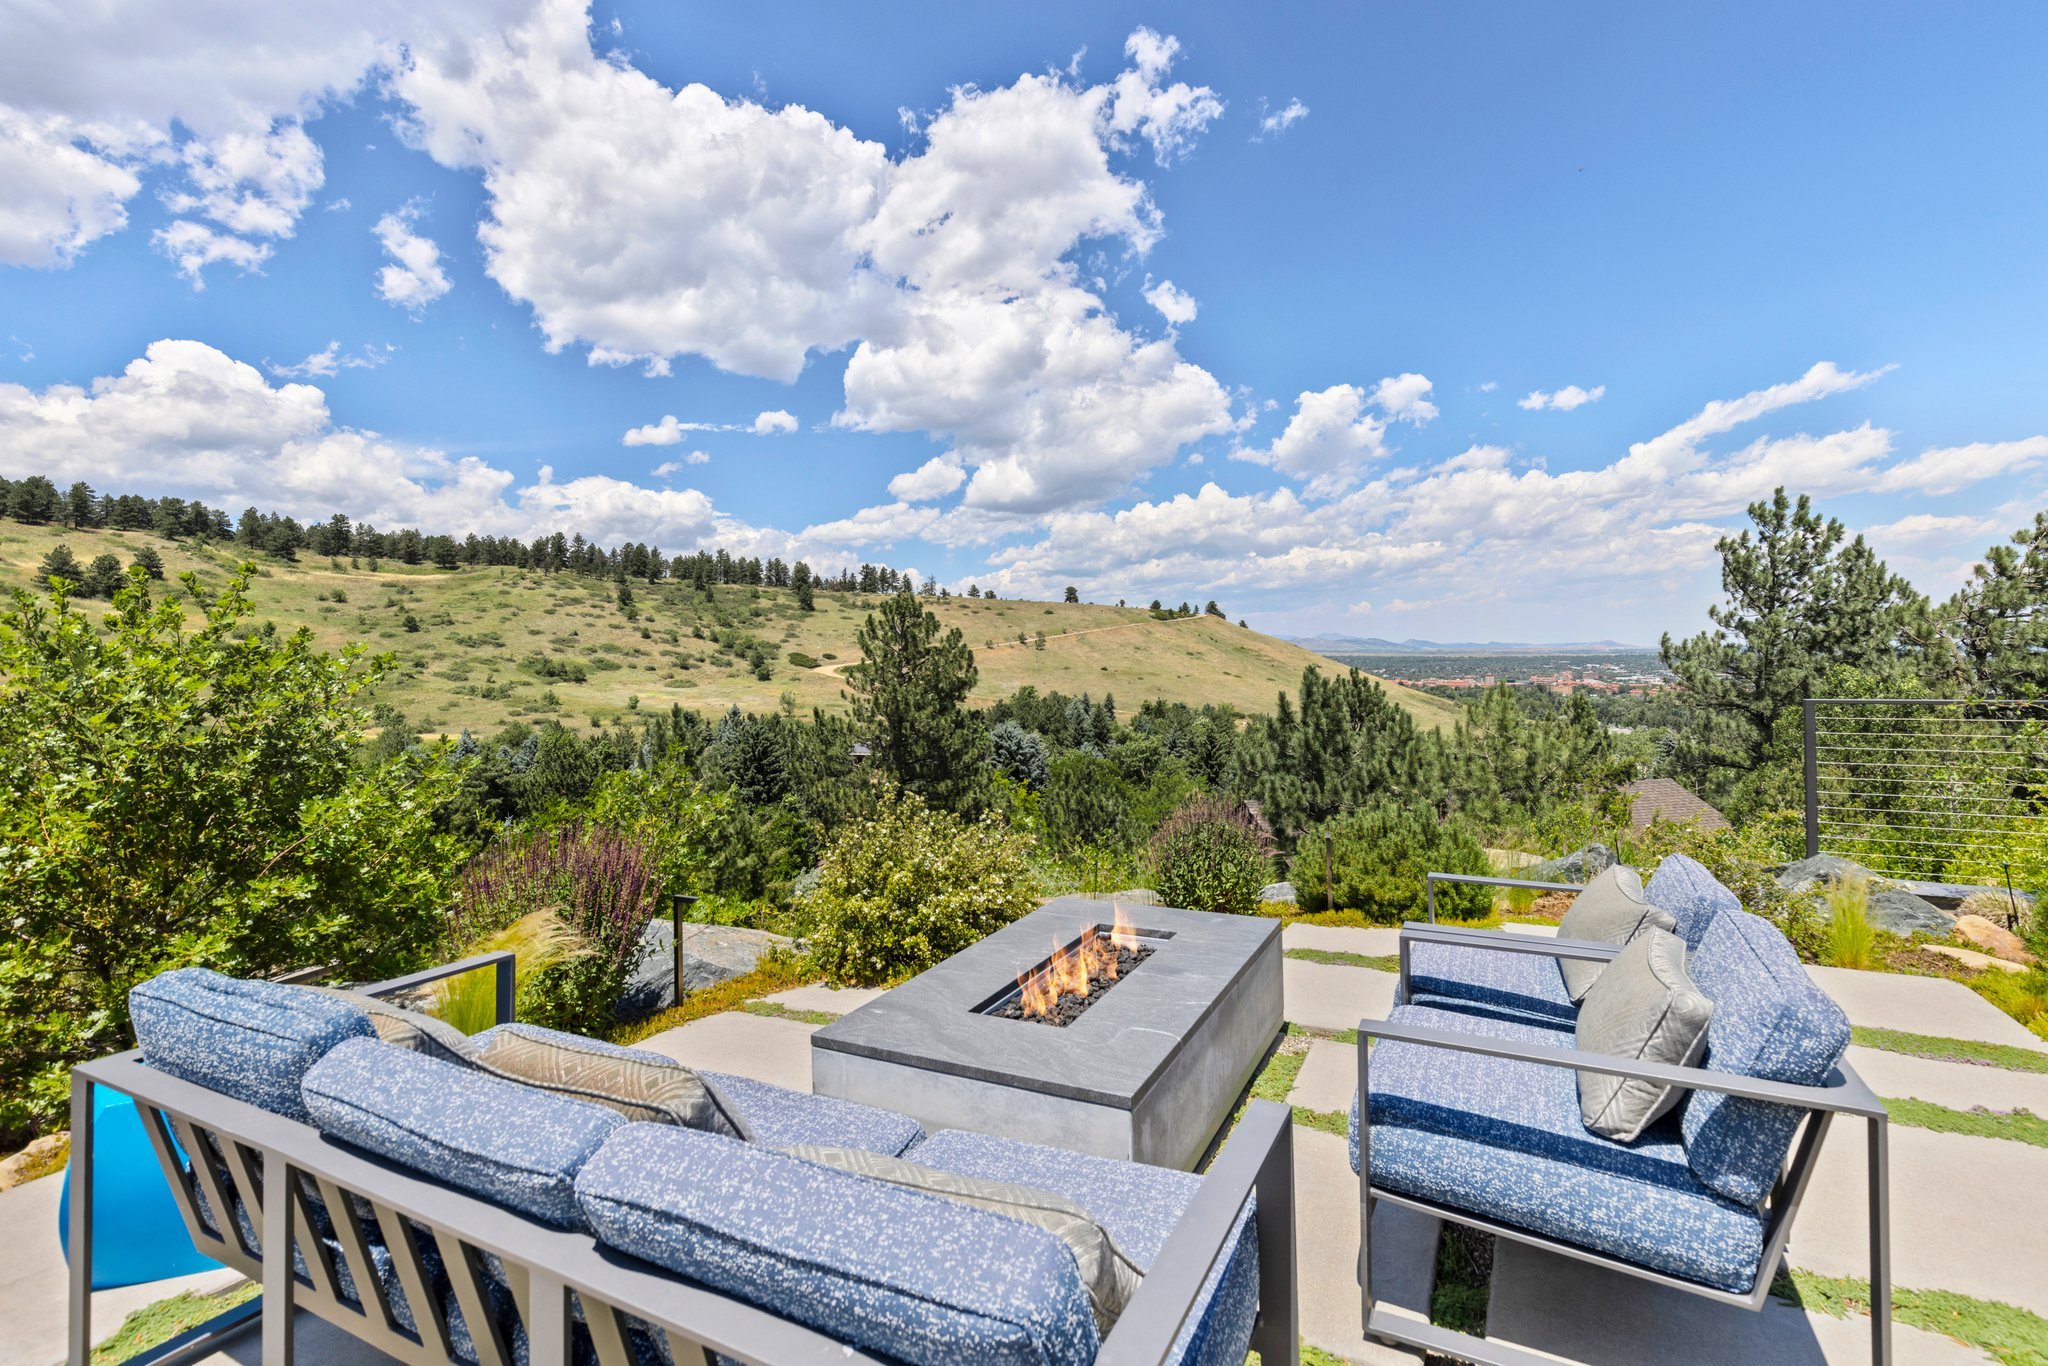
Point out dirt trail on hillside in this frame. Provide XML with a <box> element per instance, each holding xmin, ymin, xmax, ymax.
<box><xmin>808</xmin><ymin>613</ymin><xmax>1202</xmax><ymax>679</ymax></box>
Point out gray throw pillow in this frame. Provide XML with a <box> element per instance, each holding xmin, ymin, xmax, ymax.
<box><xmin>474</xmin><ymin>1025</ymin><xmax>748</xmax><ymax>1139</ymax></box>
<box><xmin>1575</xmin><ymin>928</ymin><xmax>1713</xmax><ymax>1141</ymax></box>
<box><xmin>1555</xmin><ymin>865</ymin><xmax>1676</xmax><ymax>1002</ymax></box>
<box><xmin>783</xmin><ymin>1144</ymin><xmax>1143</xmax><ymax>1335</ymax></box>
<box><xmin>300</xmin><ymin>984</ymin><xmax>478</xmax><ymax>1067</ymax></box>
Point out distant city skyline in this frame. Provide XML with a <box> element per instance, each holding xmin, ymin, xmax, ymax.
<box><xmin>2</xmin><ymin>1</ymin><xmax>2044</xmax><ymax>641</ymax></box>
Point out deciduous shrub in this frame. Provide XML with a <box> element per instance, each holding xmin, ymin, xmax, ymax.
<box><xmin>449</xmin><ymin>824</ymin><xmax>661</xmax><ymax>1033</ymax></box>
<box><xmin>1294</xmin><ymin>802</ymin><xmax>1492</xmax><ymax>921</ymax></box>
<box><xmin>798</xmin><ymin>790</ymin><xmax>1037</xmax><ymax>984</ymax></box>
<box><xmin>1149</xmin><ymin>796</ymin><xmax>1274</xmax><ymax>916</ymax></box>
<box><xmin>0</xmin><ymin>568</ymin><xmax>465</xmax><ymax>1143</ymax></box>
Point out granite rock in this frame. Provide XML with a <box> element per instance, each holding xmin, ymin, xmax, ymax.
<box><xmin>1776</xmin><ymin>854</ymin><xmax>1875</xmax><ymax>896</ymax></box>
<box><xmin>1954</xmin><ymin>914</ymin><xmax>2036</xmax><ymax>964</ymax></box>
<box><xmin>1258</xmin><ymin>881</ymin><xmax>1298</xmax><ymax>904</ymax></box>
<box><xmin>1866</xmin><ymin>887</ymin><xmax>1953</xmax><ymax>937</ymax></box>
<box><xmin>616</xmin><ymin>921</ymin><xmax>795</xmax><ymax>1018</ymax></box>
<box><xmin>1528</xmin><ymin>844</ymin><xmax>1616</xmax><ymax>885</ymax></box>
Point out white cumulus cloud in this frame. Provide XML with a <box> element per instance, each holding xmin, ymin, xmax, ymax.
<box><xmin>888</xmin><ymin>455</ymin><xmax>967</xmax><ymax>502</ymax></box>
<box><xmin>751</xmin><ymin>409</ymin><xmax>798</xmax><ymax>435</ymax></box>
<box><xmin>1230</xmin><ymin>376</ymin><xmax>1436</xmax><ymax>498</ymax></box>
<box><xmin>373</xmin><ymin>206</ymin><xmax>451</xmax><ymax>313</ymax></box>
<box><xmin>1144</xmin><ymin>278</ymin><xmax>1197</xmax><ymax>326</ymax></box>
<box><xmin>1519</xmin><ymin>383</ymin><xmax>1606</xmax><ymax>411</ymax></box>
<box><xmin>650</xmin><ymin>452</ymin><xmax>710</xmax><ymax>476</ymax></box>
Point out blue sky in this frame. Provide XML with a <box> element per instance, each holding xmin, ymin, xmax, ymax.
<box><xmin>2</xmin><ymin>0</ymin><xmax>2044</xmax><ymax>642</ymax></box>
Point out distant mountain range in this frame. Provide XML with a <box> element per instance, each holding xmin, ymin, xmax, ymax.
<box><xmin>1289</xmin><ymin>635</ymin><xmax>1656</xmax><ymax>655</ymax></box>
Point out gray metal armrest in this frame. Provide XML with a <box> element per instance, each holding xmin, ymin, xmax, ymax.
<box><xmin>1396</xmin><ymin>922</ymin><xmax>1619</xmax><ymax>1001</ymax></box>
<box><xmin>362</xmin><ymin>950</ymin><xmax>516</xmax><ymax>1026</ymax></box>
<box><xmin>1356</xmin><ymin>1015</ymin><xmax>1885</xmax><ymax>1117</ymax></box>
<box><xmin>1424</xmin><ymin>871</ymin><xmax>1581</xmax><ymax>922</ymax></box>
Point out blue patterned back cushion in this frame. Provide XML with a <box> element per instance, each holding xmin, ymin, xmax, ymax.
<box><xmin>303</xmin><ymin>1037</ymin><xmax>624</xmax><ymax>1230</ymax></box>
<box><xmin>130</xmin><ymin>967</ymin><xmax>374</xmax><ymax>1122</ymax></box>
<box><xmin>1681</xmin><ymin>909</ymin><xmax>1850</xmax><ymax>1206</ymax></box>
<box><xmin>1644</xmin><ymin>853</ymin><xmax>1740</xmax><ymax>950</ymax></box>
<box><xmin>577</xmin><ymin>1123</ymin><xmax>1100</xmax><ymax>1366</ymax></box>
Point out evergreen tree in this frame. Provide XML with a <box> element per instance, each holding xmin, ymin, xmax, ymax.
<box><xmin>1936</xmin><ymin>511</ymin><xmax>2048</xmax><ymax>696</ymax></box>
<box><xmin>1661</xmin><ymin>488</ymin><xmax>1923</xmax><ymax>792</ymax></box>
<box><xmin>988</xmin><ymin>721</ymin><xmax>1050</xmax><ymax>788</ymax></box>
<box><xmin>8</xmin><ymin>476</ymin><xmax>58</xmax><ymax>524</ymax></box>
<box><xmin>81</xmin><ymin>554</ymin><xmax>126</xmax><ymax>598</ymax></box>
<box><xmin>1063</xmin><ymin>586</ymin><xmax>1079</xmax><ymax>604</ymax></box>
<box><xmin>792</xmin><ymin>561</ymin><xmax>816</xmax><ymax>611</ymax></box>
<box><xmin>130</xmin><ymin>545</ymin><xmax>166</xmax><ymax>580</ymax></box>
<box><xmin>847</xmin><ymin>590</ymin><xmax>982</xmax><ymax>809</ymax></box>
<box><xmin>38</xmin><ymin>544</ymin><xmax>83</xmax><ymax>589</ymax></box>
<box><xmin>1234</xmin><ymin>666</ymin><xmax>1427</xmax><ymax>847</ymax></box>
<box><xmin>64</xmin><ymin>482</ymin><xmax>98</xmax><ymax>529</ymax></box>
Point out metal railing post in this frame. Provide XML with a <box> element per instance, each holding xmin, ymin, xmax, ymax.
<box><xmin>494</xmin><ymin>953</ymin><xmax>516</xmax><ymax>1026</ymax></box>
<box><xmin>1803</xmin><ymin>698</ymin><xmax>1820</xmax><ymax>859</ymax></box>
<box><xmin>672</xmin><ymin>893</ymin><xmax>698</xmax><ymax>1006</ymax></box>
<box><xmin>66</xmin><ymin>1072</ymin><xmax>93</xmax><ymax>1366</ymax></box>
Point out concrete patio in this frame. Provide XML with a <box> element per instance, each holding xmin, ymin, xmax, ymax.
<box><xmin>8</xmin><ymin>922</ymin><xmax>2041</xmax><ymax>1365</ymax></box>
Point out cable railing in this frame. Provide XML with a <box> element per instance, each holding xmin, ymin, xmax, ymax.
<box><xmin>1802</xmin><ymin>697</ymin><xmax>2048</xmax><ymax>892</ymax></box>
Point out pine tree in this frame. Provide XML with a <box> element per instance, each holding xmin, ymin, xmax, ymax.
<box><xmin>792</xmin><ymin>561</ymin><xmax>816</xmax><ymax>611</ymax></box>
<box><xmin>81</xmin><ymin>554</ymin><xmax>126</xmax><ymax>598</ymax></box>
<box><xmin>64</xmin><ymin>482</ymin><xmax>98</xmax><ymax>529</ymax></box>
<box><xmin>1661</xmin><ymin>488</ymin><xmax>1923</xmax><ymax>787</ymax></box>
<box><xmin>8</xmin><ymin>475</ymin><xmax>59</xmax><ymax>524</ymax></box>
<box><xmin>1937</xmin><ymin>511</ymin><xmax>2048</xmax><ymax>697</ymax></box>
<box><xmin>847</xmin><ymin>590</ymin><xmax>983</xmax><ymax>809</ymax></box>
<box><xmin>1064</xmin><ymin>586</ymin><xmax>1079</xmax><ymax>604</ymax></box>
<box><xmin>131</xmin><ymin>545</ymin><xmax>166</xmax><ymax>580</ymax></box>
<box><xmin>38</xmin><ymin>544</ymin><xmax>84</xmax><ymax>589</ymax></box>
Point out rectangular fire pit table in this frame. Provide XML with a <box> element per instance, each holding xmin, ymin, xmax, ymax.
<box><xmin>810</xmin><ymin>898</ymin><xmax>1283</xmax><ymax>1170</ymax></box>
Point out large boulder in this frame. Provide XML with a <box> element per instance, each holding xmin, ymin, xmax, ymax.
<box><xmin>1955</xmin><ymin>914</ymin><xmax>2037</xmax><ymax>965</ymax></box>
<box><xmin>1528</xmin><ymin>844</ymin><xmax>1616</xmax><ymax>885</ymax></box>
<box><xmin>1865</xmin><ymin>888</ymin><xmax>1952</xmax><ymax>938</ymax></box>
<box><xmin>616</xmin><ymin>921</ymin><xmax>795</xmax><ymax>1019</ymax></box>
<box><xmin>1776</xmin><ymin>854</ymin><xmax>1876</xmax><ymax>897</ymax></box>
<box><xmin>1258</xmin><ymin>881</ymin><xmax>1297</xmax><ymax>905</ymax></box>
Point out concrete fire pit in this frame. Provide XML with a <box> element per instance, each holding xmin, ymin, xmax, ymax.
<box><xmin>810</xmin><ymin>898</ymin><xmax>1283</xmax><ymax>1170</ymax></box>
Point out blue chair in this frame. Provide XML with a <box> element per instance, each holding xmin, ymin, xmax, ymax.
<box><xmin>61</xmin><ymin>1085</ymin><xmax>222</xmax><ymax>1289</ymax></box>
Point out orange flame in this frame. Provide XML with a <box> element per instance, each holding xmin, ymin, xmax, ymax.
<box><xmin>1014</xmin><ymin>909</ymin><xmax>1144</xmax><ymax>1020</ymax></box>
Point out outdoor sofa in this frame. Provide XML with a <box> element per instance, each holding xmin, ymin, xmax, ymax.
<box><xmin>1351</xmin><ymin>853</ymin><xmax>1892</xmax><ymax>1366</ymax></box>
<box><xmin>67</xmin><ymin>952</ymin><xmax>1297</xmax><ymax>1366</ymax></box>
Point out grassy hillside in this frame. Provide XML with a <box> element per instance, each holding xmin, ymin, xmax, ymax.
<box><xmin>0</xmin><ymin>523</ymin><xmax>1461</xmax><ymax>737</ymax></box>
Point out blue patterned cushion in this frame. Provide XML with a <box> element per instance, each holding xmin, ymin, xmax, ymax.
<box><xmin>303</xmin><ymin>1038</ymin><xmax>624</xmax><ymax>1230</ymax></box>
<box><xmin>905</xmin><ymin>1129</ymin><xmax>1259</xmax><ymax>1366</ymax></box>
<box><xmin>576</xmin><ymin>1123</ymin><xmax>1100</xmax><ymax>1366</ymax></box>
<box><xmin>1350</xmin><ymin>1005</ymin><xmax>1767</xmax><ymax>1293</ymax></box>
<box><xmin>1401</xmin><ymin>941</ymin><xmax>1577</xmax><ymax>1030</ymax></box>
<box><xmin>130</xmin><ymin>967</ymin><xmax>374</xmax><ymax>1122</ymax></box>
<box><xmin>1680</xmin><ymin>909</ymin><xmax>1850</xmax><ymax>1207</ymax></box>
<box><xmin>469</xmin><ymin>1024</ymin><xmax>926</xmax><ymax>1156</ymax></box>
<box><xmin>698</xmin><ymin>1071</ymin><xmax>924</xmax><ymax>1157</ymax></box>
<box><xmin>1644</xmin><ymin>853</ymin><xmax>1740</xmax><ymax>950</ymax></box>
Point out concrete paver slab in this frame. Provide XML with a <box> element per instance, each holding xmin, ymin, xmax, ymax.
<box><xmin>1806</xmin><ymin>966</ymin><xmax>2048</xmax><ymax>1051</ymax></box>
<box><xmin>1285</xmin><ymin>958</ymin><xmax>1397</xmax><ymax>1034</ymax></box>
<box><xmin>1292</xmin><ymin>1038</ymin><xmax>1362</xmax><ymax>1116</ymax></box>
<box><xmin>1294</xmin><ymin>1128</ymin><xmax>1431</xmax><ymax>1364</ymax></box>
<box><xmin>1486</xmin><ymin>1238</ymin><xmax>1986</xmax><ymax>1365</ymax></box>
<box><xmin>1847</xmin><ymin>1044</ymin><xmax>2048</xmax><ymax>1115</ymax></box>
<box><xmin>633</xmin><ymin>1012</ymin><xmax>818</xmax><ymax>1092</ymax></box>
<box><xmin>1502</xmin><ymin>923</ymin><xmax>1560</xmax><ymax>937</ymax></box>
<box><xmin>0</xmin><ymin>1173</ymin><xmax>253</xmax><ymax>1366</ymax></box>
<box><xmin>1284</xmin><ymin>924</ymin><xmax>1403</xmax><ymax>957</ymax></box>
<box><xmin>1792</xmin><ymin>1118</ymin><xmax>2048</xmax><ymax>1318</ymax></box>
<box><xmin>761</xmin><ymin>983</ymin><xmax>887</xmax><ymax>1016</ymax></box>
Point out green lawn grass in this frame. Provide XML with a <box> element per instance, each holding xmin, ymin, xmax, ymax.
<box><xmin>89</xmin><ymin>1282</ymin><xmax>259</xmax><ymax>1365</ymax></box>
<box><xmin>741</xmin><ymin>999</ymin><xmax>838</xmax><ymax>1026</ymax></box>
<box><xmin>1774</xmin><ymin>1267</ymin><xmax>2048</xmax><ymax>1365</ymax></box>
<box><xmin>1285</xmin><ymin>946</ymin><xmax>1399</xmax><ymax>972</ymax></box>
<box><xmin>1883</xmin><ymin>1097</ymin><xmax>2048</xmax><ymax>1150</ymax></box>
<box><xmin>1853</xmin><ymin>1025</ymin><xmax>2048</xmax><ymax>1074</ymax></box>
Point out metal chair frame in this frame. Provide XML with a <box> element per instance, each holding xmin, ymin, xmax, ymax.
<box><xmin>67</xmin><ymin>951</ymin><xmax>1299</xmax><ymax>1366</ymax></box>
<box><xmin>1362</xmin><ymin>910</ymin><xmax>1891</xmax><ymax>1366</ymax></box>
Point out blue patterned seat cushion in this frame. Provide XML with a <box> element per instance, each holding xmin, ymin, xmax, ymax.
<box><xmin>303</xmin><ymin>1037</ymin><xmax>624</xmax><ymax>1230</ymax></box>
<box><xmin>131</xmin><ymin>967</ymin><xmax>375</xmax><ymax>1122</ymax></box>
<box><xmin>1679</xmin><ymin>908</ymin><xmax>1851</xmax><ymax>1207</ymax></box>
<box><xmin>1349</xmin><ymin>1004</ymin><xmax>1767</xmax><ymax>1293</ymax></box>
<box><xmin>1644</xmin><ymin>852</ymin><xmax>1740</xmax><ymax>950</ymax></box>
<box><xmin>470</xmin><ymin>1023</ymin><xmax>927</xmax><ymax>1157</ymax></box>
<box><xmin>905</xmin><ymin>1129</ymin><xmax>1259</xmax><ymax>1366</ymax></box>
<box><xmin>1400</xmin><ymin>940</ymin><xmax>1578</xmax><ymax>1030</ymax></box>
<box><xmin>576</xmin><ymin>1123</ymin><xmax>1100</xmax><ymax>1366</ymax></box>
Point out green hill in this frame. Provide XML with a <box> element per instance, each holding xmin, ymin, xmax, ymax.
<box><xmin>0</xmin><ymin>522</ymin><xmax>1462</xmax><ymax>737</ymax></box>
